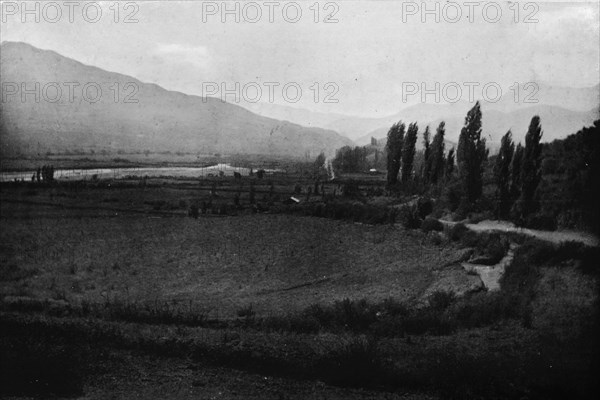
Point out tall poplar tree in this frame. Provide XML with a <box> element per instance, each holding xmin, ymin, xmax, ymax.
<box><xmin>401</xmin><ymin>122</ymin><xmax>418</xmax><ymax>183</ymax></box>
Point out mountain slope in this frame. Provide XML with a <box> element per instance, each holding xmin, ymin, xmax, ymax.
<box><xmin>238</xmin><ymin>101</ymin><xmax>351</xmax><ymax>132</ymax></box>
<box><xmin>342</xmin><ymin>102</ymin><xmax>599</xmax><ymax>149</ymax></box>
<box><xmin>0</xmin><ymin>42</ymin><xmax>353</xmax><ymax>157</ymax></box>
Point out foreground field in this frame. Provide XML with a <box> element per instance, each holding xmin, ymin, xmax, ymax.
<box><xmin>0</xmin><ymin>210</ymin><xmax>455</xmax><ymax>318</ymax></box>
<box><xmin>1</xmin><ymin>182</ymin><xmax>599</xmax><ymax>399</ymax></box>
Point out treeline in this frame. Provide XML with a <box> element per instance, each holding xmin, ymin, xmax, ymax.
<box><xmin>386</xmin><ymin>121</ymin><xmax>455</xmax><ymax>186</ymax></box>
<box><xmin>382</xmin><ymin>101</ymin><xmax>599</xmax><ymax>232</ymax></box>
<box><xmin>31</xmin><ymin>165</ymin><xmax>55</xmax><ymax>183</ymax></box>
<box><xmin>331</xmin><ymin>145</ymin><xmax>385</xmax><ymax>173</ymax></box>
<box><xmin>536</xmin><ymin>120</ymin><xmax>600</xmax><ymax>231</ymax></box>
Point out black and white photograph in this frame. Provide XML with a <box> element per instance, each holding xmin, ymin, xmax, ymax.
<box><xmin>0</xmin><ymin>0</ymin><xmax>599</xmax><ymax>398</ymax></box>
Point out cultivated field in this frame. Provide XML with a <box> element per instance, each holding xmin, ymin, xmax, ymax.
<box><xmin>0</xmin><ymin>209</ymin><xmax>454</xmax><ymax>318</ymax></box>
<box><xmin>1</xmin><ymin>174</ymin><xmax>598</xmax><ymax>399</ymax></box>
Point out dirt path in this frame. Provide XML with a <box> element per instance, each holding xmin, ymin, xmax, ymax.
<box><xmin>443</xmin><ymin>219</ymin><xmax>599</xmax><ymax>247</ymax></box>
<box><xmin>461</xmin><ymin>243</ymin><xmax>518</xmax><ymax>291</ymax></box>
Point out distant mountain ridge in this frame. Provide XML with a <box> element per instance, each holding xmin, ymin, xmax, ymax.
<box><xmin>0</xmin><ymin>41</ymin><xmax>353</xmax><ymax>157</ymax></box>
<box><xmin>242</xmin><ymin>84</ymin><xmax>599</xmax><ymax>146</ymax></box>
<box><xmin>355</xmin><ymin>104</ymin><xmax>599</xmax><ymax>152</ymax></box>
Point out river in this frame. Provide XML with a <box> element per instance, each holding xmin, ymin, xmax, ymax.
<box><xmin>0</xmin><ymin>164</ymin><xmax>282</xmax><ymax>182</ymax></box>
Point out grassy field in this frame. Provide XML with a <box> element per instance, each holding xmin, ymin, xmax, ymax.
<box><xmin>0</xmin><ymin>210</ymin><xmax>452</xmax><ymax>318</ymax></box>
<box><xmin>1</xmin><ymin>176</ymin><xmax>599</xmax><ymax>399</ymax></box>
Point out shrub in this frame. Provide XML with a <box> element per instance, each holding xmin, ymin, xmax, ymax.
<box><xmin>429</xmin><ymin>232</ymin><xmax>443</xmax><ymax>245</ymax></box>
<box><xmin>444</xmin><ymin>182</ymin><xmax>462</xmax><ymax>211</ymax></box>
<box><xmin>189</xmin><ymin>204</ymin><xmax>199</xmax><ymax>219</ymax></box>
<box><xmin>447</xmin><ymin>222</ymin><xmax>468</xmax><ymax>241</ymax></box>
<box><xmin>421</xmin><ymin>217</ymin><xmax>444</xmax><ymax>232</ymax></box>
<box><xmin>525</xmin><ymin>213</ymin><xmax>557</xmax><ymax>231</ymax></box>
<box><xmin>0</xmin><ymin>264</ymin><xmax>38</xmax><ymax>281</ymax></box>
<box><xmin>313</xmin><ymin>336</ymin><xmax>388</xmax><ymax>387</ymax></box>
<box><xmin>447</xmin><ymin>291</ymin><xmax>516</xmax><ymax>328</ymax></box>
<box><xmin>398</xmin><ymin>205</ymin><xmax>421</xmax><ymax>229</ymax></box>
<box><xmin>416</xmin><ymin>197</ymin><xmax>434</xmax><ymax>219</ymax></box>
<box><xmin>467</xmin><ymin>210</ymin><xmax>493</xmax><ymax>224</ymax></box>
<box><xmin>342</xmin><ymin>181</ymin><xmax>361</xmax><ymax>198</ymax></box>
<box><xmin>428</xmin><ymin>290</ymin><xmax>456</xmax><ymax>311</ymax></box>
<box><xmin>461</xmin><ymin>232</ymin><xmax>509</xmax><ymax>265</ymax></box>
<box><xmin>236</xmin><ymin>304</ymin><xmax>255</xmax><ymax>319</ymax></box>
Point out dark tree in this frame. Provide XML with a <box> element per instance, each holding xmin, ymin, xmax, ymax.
<box><xmin>332</xmin><ymin>146</ymin><xmax>368</xmax><ymax>173</ymax></box>
<box><xmin>493</xmin><ymin>130</ymin><xmax>515</xmax><ymax>218</ymax></box>
<box><xmin>547</xmin><ymin>120</ymin><xmax>600</xmax><ymax>232</ymax></box>
<box><xmin>313</xmin><ymin>152</ymin><xmax>326</xmax><ymax>179</ymax></box>
<box><xmin>421</xmin><ymin>125</ymin><xmax>432</xmax><ymax>183</ymax></box>
<box><xmin>401</xmin><ymin>122</ymin><xmax>418</xmax><ymax>183</ymax></box>
<box><xmin>445</xmin><ymin>147</ymin><xmax>455</xmax><ymax>178</ymax></box>
<box><xmin>386</xmin><ymin>122</ymin><xmax>405</xmax><ymax>185</ymax></box>
<box><xmin>457</xmin><ymin>101</ymin><xmax>488</xmax><ymax>203</ymax></box>
<box><xmin>510</xmin><ymin>143</ymin><xmax>524</xmax><ymax>201</ymax></box>
<box><xmin>429</xmin><ymin>122</ymin><xmax>446</xmax><ymax>184</ymax></box>
<box><xmin>517</xmin><ymin>116</ymin><xmax>544</xmax><ymax>217</ymax></box>
<box><xmin>249</xmin><ymin>182</ymin><xmax>256</xmax><ymax>204</ymax></box>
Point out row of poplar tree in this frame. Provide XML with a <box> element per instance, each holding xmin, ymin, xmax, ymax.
<box><xmin>386</xmin><ymin>101</ymin><xmax>543</xmax><ymax>220</ymax></box>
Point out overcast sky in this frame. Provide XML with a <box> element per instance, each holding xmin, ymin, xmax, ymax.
<box><xmin>1</xmin><ymin>0</ymin><xmax>598</xmax><ymax>117</ymax></box>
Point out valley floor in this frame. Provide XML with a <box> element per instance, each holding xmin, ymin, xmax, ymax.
<box><xmin>1</xmin><ymin>180</ymin><xmax>598</xmax><ymax>399</ymax></box>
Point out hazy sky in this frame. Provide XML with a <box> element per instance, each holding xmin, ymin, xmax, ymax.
<box><xmin>2</xmin><ymin>0</ymin><xmax>599</xmax><ymax>117</ymax></box>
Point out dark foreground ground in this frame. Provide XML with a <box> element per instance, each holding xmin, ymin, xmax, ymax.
<box><xmin>1</xmin><ymin>179</ymin><xmax>599</xmax><ymax>399</ymax></box>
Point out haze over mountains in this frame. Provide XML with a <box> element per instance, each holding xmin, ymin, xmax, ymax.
<box><xmin>0</xmin><ymin>42</ymin><xmax>352</xmax><ymax>157</ymax></box>
<box><xmin>244</xmin><ymin>85</ymin><xmax>599</xmax><ymax>150</ymax></box>
<box><xmin>352</xmin><ymin>103</ymin><xmax>599</xmax><ymax>150</ymax></box>
<box><xmin>0</xmin><ymin>42</ymin><xmax>598</xmax><ymax>159</ymax></box>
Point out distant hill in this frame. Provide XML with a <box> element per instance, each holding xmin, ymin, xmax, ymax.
<box><xmin>342</xmin><ymin>103</ymin><xmax>599</xmax><ymax>152</ymax></box>
<box><xmin>238</xmin><ymin>101</ymin><xmax>351</xmax><ymax>132</ymax></box>
<box><xmin>242</xmin><ymin>83</ymin><xmax>599</xmax><ymax>143</ymax></box>
<box><xmin>483</xmin><ymin>82</ymin><xmax>600</xmax><ymax>114</ymax></box>
<box><xmin>0</xmin><ymin>42</ymin><xmax>353</xmax><ymax>158</ymax></box>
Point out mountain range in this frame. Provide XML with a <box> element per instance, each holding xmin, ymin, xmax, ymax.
<box><xmin>353</xmin><ymin>103</ymin><xmax>599</xmax><ymax>151</ymax></box>
<box><xmin>0</xmin><ymin>42</ymin><xmax>352</xmax><ymax>158</ymax></box>
<box><xmin>1</xmin><ymin>41</ymin><xmax>598</xmax><ymax>159</ymax></box>
<box><xmin>244</xmin><ymin>87</ymin><xmax>599</xmax><ymax>150</ymax></box>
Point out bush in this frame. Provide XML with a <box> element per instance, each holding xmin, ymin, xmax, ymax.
<box><xmin>313</xmin><ymin>336</ymin><xmax>388</xmax><ymax>387</ymax></box>
<box><xmin>429</xmin><ymin>232</ymin><xmax>443</xmax><ymax>245</ymax></box>
<box><xmin>467</xmin><ymin>210</ymin><xmax>493</xmax><ymax>224</ymax></box>
<box><xmin>342</xmin><ymin>181</ymin><xmax>361</xmax><ymax>198</ymax></box>
<box><xmin>416</xmin><ymin>197</ymin><xmax>434</xmax><ymax>219</ymax></box>
<box><xmin>460</xmin><ymin>232</ymin><xmax>509</xmax><ymax>265</ymax></box>
<box><xmin>428</xmin><ymin>290</ymin><xmax>456</xmax><ymax>311</ymax></box>
<box><xmin>237</xmin><ymin>304</ymin><xmax>255</xmax><ymax>319</ymax></box>
<box><xmin>447</xmin><ymin>222</ymin><xmax>468</xmax><ymax>241</ymax></box>
<box><xmin>0</xmin><ymin>264</ymin><xmax>38</xmax><ymax>282</ymax></box>
<box><xmin>448</xmin><ymin>291</ymin><xmax>516</xmax><ymax>328</ymax></box>
<box><xmin>525</xmin><ymin>213</ymin><xmax>557</xmax><ymax>231</ymax></box>
<box><xmin>189</xmin><ymin>204</ymin><xmax>199</xmax><ymax>219</ymax></box>
<box><xmin>421</xmin><ymin>217</ymin><xmax>444</xmax><ymax>232</ymax></box>
<box><xmin>398</xmin><ymin>205</ymin><xmax>421</xmax><ymax>229</ymax></box>
<box><xmin>444</xmin><ymin>182</ymin><xmax>462</xmax><ymax>211</ymax></box>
